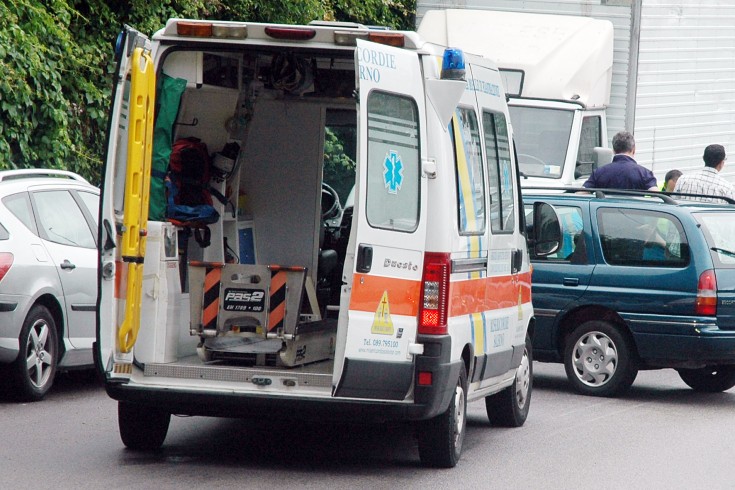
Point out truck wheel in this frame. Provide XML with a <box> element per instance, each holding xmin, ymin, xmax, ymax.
<box><xmin>486</xmin><ymin>334</ymin><xmax>532</xmax><ymax>427</ymax></box>
<box><xmin>564</xmin><ymin>320</ymin><xmax>637</xmax><ymax>397</ymax></box>
<box><xmin>417</xmin><ymin>365</ymin><xmax>467</xmax><ymax>468</ymax></box>
<box><xmin>11</xmin><ymin>305</ymin><xmax>58</xmax><ymax>402</ymax></box>
<box><xmin>677</xmin><ymin>366</ymin><xmax>735</xmax><ymax>392</ymax></box>
<box><xmin>118</xmin><ymin>401</ymin><xmax>171</xmax><ymax>450</ymax></box>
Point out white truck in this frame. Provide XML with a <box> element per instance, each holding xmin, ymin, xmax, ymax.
<box><xmin>417</xmin><ymin>1</ymin><xmax>735</xmax><ymax>185</ymax></box>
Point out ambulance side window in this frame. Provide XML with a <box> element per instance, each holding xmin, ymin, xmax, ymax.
<box><xmin>453</xmin><ymin>107</ymin><xmax>486</xmax><ymax>235</ymax></box>
<box><xmin>483</xmin><ymin>111</ymin><xmax>516</xmax><ymax>233</ymax></box>
<box><xmin>365</xmin><ymin>91</ymin><xmax>420</xmax><ymax>232</ymax></box>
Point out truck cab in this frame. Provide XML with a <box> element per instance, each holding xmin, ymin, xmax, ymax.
<box><xmin>97</xmin><ymin>19</ymin><xmax>558</xmax><ymax>468</ymax></box>
<box><xmin>418</xmin><ymin>9</ymin><xmax>615</xmax><ymax>187</ymax></box>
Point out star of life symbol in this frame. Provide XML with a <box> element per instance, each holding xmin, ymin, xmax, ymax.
<box><xmin>383</xmin><ymin>150</ymin><xmax>404</xmax><ymax>194</ymax></box>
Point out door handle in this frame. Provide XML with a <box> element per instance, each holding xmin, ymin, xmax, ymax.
<box><xmin>356</xmin><ymin>244</ymin><xmax>373</xmax><ymax>273</ymax></box>
<box><xmin>511</xmin><ymin>249</ymin><xmax>523</xmax><ymax>273</ymax></box>
<box><xmin>61</xmin><ymin>259</ymin><xmax>76</xmax><ymax>270</ymax></box>
<box><xmin>563</xmin><ymin>277</ymin><xmax>579</xmax><ymax>287</ymax></box>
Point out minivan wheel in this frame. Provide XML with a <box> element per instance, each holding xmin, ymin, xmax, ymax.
<box><xmin>11</xmin><ymin>305</ymin><xmax>58</xmax><ymax>402</ymax></box>
<box><xmin>118</xmin><ymin>401</ymin><xmax>171</xmax><ymax>450</ymax></box>
<box><xmin>417</xmin><ymin>365</ymin><xmax>467</xmax><ymax>468</ymax></box>
<box><xmin>486</xmin><ymin>333</ymin><xmax>532</xmax><ymax>427</ymax></box>
<box><xmin>564</xmin><ymin>320</ymin><xmax>637</xmax><ymax>397</ymax></box>
<box><xmin>677</xmin><ymin>366</ymin><xmax>735</xmax><ymax>393</ymax></box>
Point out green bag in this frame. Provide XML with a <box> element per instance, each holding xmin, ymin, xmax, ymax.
<box><xmin>149</xmin><ymin>74</ymin><xmax>187</xmax><ymax>221</ymax></box>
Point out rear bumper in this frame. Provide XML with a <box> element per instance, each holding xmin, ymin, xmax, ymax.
<box><xmin>105</xmin><ymin>335</ymin><xmax>461</xmax><ymax>422</ymax></box>
<box><xmin>628</xmin><ymin>316</ymin><xmax>735</xmax><ymax>368</ymax></box>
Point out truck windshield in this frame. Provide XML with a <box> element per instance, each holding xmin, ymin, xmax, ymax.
<box><xmin>509</xmin><ymin>106</ymin><xmax>574</xmax><ymax>179</ymax></box>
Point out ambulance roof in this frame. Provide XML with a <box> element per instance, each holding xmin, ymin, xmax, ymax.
<box><xmin>417</xmin><ymin>9</ymin><xmax>614</xmax><ymax>108</ymax></box>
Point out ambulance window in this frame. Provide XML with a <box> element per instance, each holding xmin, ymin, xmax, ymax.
<box><xmin>452</xmin><ymin>107</ymin><xmax>486</xmax><ymax>235</ymax></box>
<box><xmin>366</xmin><ymin>91</ymin><xmax>420</xmax><ymax>232</ymax></box>
<box><xmin>483</xmin><ymin>111</ymin><xmax>516</xmax><ymax>233</ymax></box>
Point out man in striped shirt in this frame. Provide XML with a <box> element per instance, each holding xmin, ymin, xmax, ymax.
<box><xmin>673</xmin><ymin>144</ymin><xmax>735</xmax><ymax>203</ymax></box>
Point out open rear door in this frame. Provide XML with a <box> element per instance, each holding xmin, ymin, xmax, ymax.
<box><xmin>97</xmin><ymin>26</ymin><xmax>154</xmax><ymax>380</ymax></box>
<box><xmin>334</xmin><ymin>40</ymin><xmax>428</xmax><ymax>400</ymax></box>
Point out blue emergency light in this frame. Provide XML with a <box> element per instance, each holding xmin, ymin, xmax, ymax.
<box><xmin>441</xmin><ymin>48</ymin><xmax>466</xmax><ymax>81</ymax></box>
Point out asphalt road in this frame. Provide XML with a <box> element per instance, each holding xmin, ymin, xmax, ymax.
<box><xmin>1</xmin><ymin>363</ymin><xmax>734</xmax><ymax>489</ymax></box>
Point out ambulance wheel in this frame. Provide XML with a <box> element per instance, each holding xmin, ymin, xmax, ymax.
<box><xmin>677</xmin><ymin>366</ymin><xmax>735</xmax><ymax>392</ymax></box>
<box><xmin>12</xmin><ymin>305</ymin><xmax>58</xmax><ymax>402</ymax></box>
<box><xmin>564</xmin><ymin>321</ymin><xmax>638</xmax><ymax>397</ymax></box>
<box><xmin>486</xmin><ymin>334</ymin><xmax>532</xmax><ymax>427</ymax></box>
<box><xmin>118</xmin><ymin>401</ymin><xmax>170</xmax><ymax>450</ymax></box>
<box><xmin>417</xmin><ymin>365</ymin><xmax>467</xmax><ymax>468</ymax></box>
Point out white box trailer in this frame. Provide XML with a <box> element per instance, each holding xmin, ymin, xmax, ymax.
<box><xmin>417</xmin><ymin>0</ymin><xmax>735</xmax><ymax>184</ymax></box>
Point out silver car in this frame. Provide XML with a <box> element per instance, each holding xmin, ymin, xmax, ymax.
<box><xmin>0</xmin><ymin>169</ymin><xmax>99</xmax><ymax>401</ymax></box>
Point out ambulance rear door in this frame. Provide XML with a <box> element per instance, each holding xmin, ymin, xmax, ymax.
<box><xmin>333</xmin><ymin>40</ymin><xmax>428</xmax><ymax>401</ymax></box>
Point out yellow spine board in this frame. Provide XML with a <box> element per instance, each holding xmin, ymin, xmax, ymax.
<box><xmin>118</xmin><ymin>47</ymin><xmax>156</xmax><ymax>353</ymax></box>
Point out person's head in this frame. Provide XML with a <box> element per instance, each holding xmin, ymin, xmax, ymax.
<box><xmin>663</xmin><ymin>169</ymin><xmax>682</xmax><ymax>192</ymax></box>
<box><xmin>612</xmin><ymin>131</ymin><xmax>636</xmax><ymax>155</ymax></box>
<box><xmin>703</xmin><ymin>144</ymin><xmax>726</xmax><ymax>170</ymax></box>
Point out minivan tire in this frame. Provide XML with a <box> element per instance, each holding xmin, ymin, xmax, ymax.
<box><xmin>12</xmin><ymin>305</ymin><xmax>58</xmax><ymax>402</ymax></box>
<box><xmin>677</xmin><ymin>366</ymin><xmax>735</xmax><ymax>393</ymax></box>
<box><xmin>118</xmin><ymin>401</ymin><xmax>171</xmax><ymax>450</ymax></box>
<box><xmin>417</xmin><ymin>365</ymin><xmax>467</xmax><ymax>468</ymax></box>
<box><xmin>564</xmin><ymin>320</ymin><xmax>638</xmax><ymax>397</ymax></box>
<box><xmin>486</xmin><ymin>333</ymin><xmax>532</xmax><ymax>427</ymax></box>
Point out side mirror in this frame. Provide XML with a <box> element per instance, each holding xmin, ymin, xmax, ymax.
<box><xmin>530</xmin><ymin>202</ymin><xmax>561</xmax><ymax>257</ymax></box>
<box><xmin>593</xmin><ymin>147</ymin><xmax>614</xmax><ymax>170</ymax></box>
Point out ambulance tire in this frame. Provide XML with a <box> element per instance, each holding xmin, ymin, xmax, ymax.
<box><xmin>118</xmin><ymin>401</ymin><xmax>171</xmax><ymax>450</ymax></box>
<box><xmin>417</xmin><ymin>365</ymin><xmax>467</xmax><ymax>468</ymax></box>
<box><xmin>564</xmin><ymin>321</ymin><xmax>638</xmax><ymax>397</ymax></box>
<box><xmin>485</xmin><ymin>334</ymin><xmax>532</xmax><ymax>427</ymax></box>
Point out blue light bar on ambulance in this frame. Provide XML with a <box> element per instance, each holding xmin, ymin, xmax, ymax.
<box><xmin>441</xmin><ymin>48</ymin><xmax>466</xmax><ymax>81</ymax></box>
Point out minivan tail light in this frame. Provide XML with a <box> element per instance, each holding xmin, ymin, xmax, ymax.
<box><xmin>696</xmin><ymin>269</ymin><xmax>717</xmax><ymax>316</ymax></box>
<box><xmin>418</xmin><ymin>252</ymin><xmax>451</xmax><ymax>335</ymax></box>
<box><xmin>0</xmin><ymin>253</ymin><xmax>13</xmax><ymax>283</ymax></box>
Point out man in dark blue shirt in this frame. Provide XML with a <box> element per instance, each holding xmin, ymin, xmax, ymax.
<box><xmin>583</xmin><ymin>131</ymin><xmax>658</xmax><ymax>191</ymax></box>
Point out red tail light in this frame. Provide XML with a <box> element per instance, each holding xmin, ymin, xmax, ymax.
<box><xmin>0</xmin><ymin>253</ymin><xmax>13</xmax><ymax>283</ymax></box>
<box><xmin>418</xmin><ymin>252</ymin><xmax>451</xmax><ymax>335</ymax></box>
<box><xmin>696</xmin><ymin>269</ymin><xmax>717</xmax><ymax>316</ymax></box>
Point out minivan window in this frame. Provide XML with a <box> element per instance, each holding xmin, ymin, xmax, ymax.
<box><xmin>483</xmin><ymin>111</ymin><xmax>515</xmax><ymax>233</ymax></box>
<box><xmin>453</xmin><ymin>107</ymin><xmax>485</xmax><ymax>235</ymax></box>
<box><xmin>598</xmin><ymin>208</ymin><xmax>689</xmax><ymax>267</ymax></box>
<box><xmin>366</xmin><ymin>91</ymin><xmax>420</xmax><ymax>232</ymax></box>
<box><xmin>695</xmin><ymin>212</ymin><xmax>735</xmax><ymax>267</ymax></box>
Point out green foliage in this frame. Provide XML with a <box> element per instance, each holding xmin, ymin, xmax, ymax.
<box><xmin>323</xmin><ymin>127</ymin><xmax>356</xmax><ymax>204</ymax></box>
<box><xmin>0</xmin><ymin>0</ymin><xmax>414</xmax><ymax>184</ymax></box>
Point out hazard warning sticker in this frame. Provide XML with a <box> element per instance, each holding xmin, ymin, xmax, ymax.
<box><xmin>371</xmin><ymin>291</ymin><xmax>394</xmax><ymax>335</ymax></box>
<box><xmin>223</xmin><ymin>288</ymin><xmax>265</xmax><ymax>312</ymax></box>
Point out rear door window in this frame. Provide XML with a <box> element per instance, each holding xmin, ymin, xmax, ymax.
<box><xmin>32</xmin><ymin>190</ymin><xmax>96</xmax><ymax>249</ymax></box>
<box><xmin>365</xmin><ymin>91</ymin><xmax>420</xmax><ymax>232</ymax></box>
<box><xmin>597</xmin><ymin>208</ymin><xmax>689</xmax><ymax>267</ymax></box>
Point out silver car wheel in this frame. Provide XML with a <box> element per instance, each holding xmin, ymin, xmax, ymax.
<box><xmin>25</xmin><ymin>318</ymin><xmax>55</xmax><ymax>389</ymax></box>
<box><xmin>515</xmin><ymin>346</ymin><xmax>531</xmax><ymax>409</ymax></box>
<box><xmin>571</xmin><ymin>330</ymin><xmax>618</xmax><ymax>387</ymax></box>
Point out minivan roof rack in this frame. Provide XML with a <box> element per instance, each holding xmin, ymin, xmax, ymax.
<box><xmin>522</xmin><ymin>186</ymin><xmax>735</xmax><ymax>205</ymax></box>
<box><xmin>0</xmin><ymin>169</ymin><xmax>90</xmax><ymax>183</ymax></box>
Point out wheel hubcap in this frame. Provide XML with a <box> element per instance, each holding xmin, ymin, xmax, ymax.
<box><xmin>515</xmin><ymin>347</ymin><xmax>531</xmax><ymax>408</ymax></box>
<box><xmin>25</xmin><ymin>319</ymin><xmax>54</xmax><ymax>389</ymax></box>
<box><xmin>454</xmin><ymin>383</ymin><xmax>465</xmax><ymax>449</ymax></box>
<box><xmin>572</xmin><ymin>331</ymin><xmax>617</xmax><ymax>387</ymax></box>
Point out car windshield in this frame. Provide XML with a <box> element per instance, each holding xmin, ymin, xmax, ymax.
<box><xmin>509</xmin><ymin>106</ymin><xmax>574</xmax><ymax>179</ymax></box>
<box><xmin>695</xmin><ymin>211</ymin><xmax>735</xmax><ymax>266</ymax></box>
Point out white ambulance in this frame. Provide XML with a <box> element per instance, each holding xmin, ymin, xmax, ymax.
<box><xmin>97</xmin><ymin>19</ymin><xmax>559</xmax><ymax>468</ymax></box>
